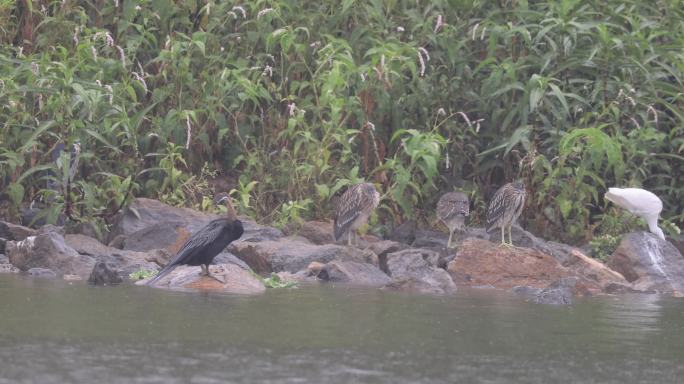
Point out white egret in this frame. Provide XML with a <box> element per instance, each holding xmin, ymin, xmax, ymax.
<box><xmin>604</xmin><ymin>187</ymin><xmax>665</xmax><ymax>240</ymax></box>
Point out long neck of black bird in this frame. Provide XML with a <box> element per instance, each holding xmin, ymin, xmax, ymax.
<box><xmin>225</xmin><ymin>199</ymin><xmax>237</xmax><ymax>222</ymax></box>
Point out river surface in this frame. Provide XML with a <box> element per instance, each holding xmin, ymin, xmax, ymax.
<box><xmin>0</xmin><ymin>274</ymin><xmax>683</xmax><ymax>384</ymax></box>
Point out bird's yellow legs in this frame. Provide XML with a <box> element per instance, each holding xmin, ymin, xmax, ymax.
<box><xmin>498</xmin><ymin>226</ymin><xmax>515</xmax><ymax>248</ymax></box>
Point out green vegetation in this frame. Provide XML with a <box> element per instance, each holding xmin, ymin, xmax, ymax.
<box><xmin>252</xmin><ymin>271</ymin><xmax>298</xmax><ymax>289</ymax></box>
<box><xmin>1</xmin><ymin>1</ymin><xmax>683</xmax><ymax>249</ymax></box>
<box><xmin>129</xmin><ymin>267</ymin><xmax>157</xmax><ymax>281</ymax></box>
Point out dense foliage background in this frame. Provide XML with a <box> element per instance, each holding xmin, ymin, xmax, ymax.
<box><xmin>1</xmin><ymin>0</ymin><xmax>682</xmax><ymax>248</ymax></box>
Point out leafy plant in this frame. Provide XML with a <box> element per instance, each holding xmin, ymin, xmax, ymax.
<box><xmin>129</xmin><ymin>268</ymin><xmax>158</xmax><ymax>281</ymax></box>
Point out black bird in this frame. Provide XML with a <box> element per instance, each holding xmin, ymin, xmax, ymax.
<box><xmin>146</xmin><ymin>193</ymin><xmax>244</xmax><ymax>286</ymax></box>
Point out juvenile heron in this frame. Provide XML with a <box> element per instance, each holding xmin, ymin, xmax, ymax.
<box><xmin>333</xmin><ymin>183</ymin><xmax>380</xmax><ymax>246</ymax></box>
<box><xmin>146</xmin><ymin>193</ymin><xmax>244</xmax><ymax>286</ymax></box>
<box><xmin>605</xmin><ymin>187</ymin><xmax>665</xmax><ymax>240</ymax></box>
<box><xmin>437</xmin><ymin>191</ymin><xmax>469</xmax><ymax>248</ymax></box>
<box><xmin>486</xmin><ymin>180</ymin><xmax>526</xmax><ymax>246</ymax></box>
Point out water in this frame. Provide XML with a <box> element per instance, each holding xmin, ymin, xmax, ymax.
<box><xmin>0</xmin><ymin>274</ymin><xmax>683</xmax><ymax>384</ymax></box>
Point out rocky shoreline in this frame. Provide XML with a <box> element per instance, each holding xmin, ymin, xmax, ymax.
<box><xmin>1</xmin><ymin>198</ymin><xmax>683</xmax><ymax>304</ymax></box>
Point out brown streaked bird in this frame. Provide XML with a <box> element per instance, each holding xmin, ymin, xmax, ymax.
<box><xmin>486</xmin><ymin>180</ymin><xmax>526</xmax><ymax>246</ymax></box>
<box><xmin>146</xmin><ymin>193</ymin><xmax>244</xmax><ymax>286</ymax></box>
<box><xmin>437</xmin><ymin>191</ymin><xmax>469</xmax><ymax>248</ymax></box>
<box><xmin>333</xmin><ymin>183</ymin><xmax>380</xmax><ymax>246</ymax></box>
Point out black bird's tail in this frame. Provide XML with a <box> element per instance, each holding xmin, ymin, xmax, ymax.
<box><xmin>145</xmin><ymin>265</ymin><xmax>177</xmax><ymax>286</ymax></box>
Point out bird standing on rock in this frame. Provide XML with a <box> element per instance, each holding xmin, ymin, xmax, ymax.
<box><xmin>146</xmin><ymin>193</ymin><xmax>244</xmax><ymax>286</ymax></box>
<box><xmin>333</xmin><ymin>183</ymin><xmax>380</xmax><ymax>246</ymax></box>
<box><xmin>604</xmin><ymin>187</ymin><xmax>665</xmax><ymax>240</ymax></box>
<box><xmin>486</xmin><ymin>180</ymin><xmax>527</xmax><ymax>246</ymax></box>
<box><xmin>437</xmin><ymin>192</ymin><xmax>469</xmax><ymax>248</ymax></box>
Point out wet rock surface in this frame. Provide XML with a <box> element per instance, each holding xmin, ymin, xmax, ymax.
<box><xmin>141</xmin><ymin>264</ymin><xmax>265</xmax><ymax>294</ymax></box>
<box><xmin>107</xmin><ymin>198</ymin><xmax>282</xmax><ymax>252</ymax></box>
<box><xmin>229</xmin><ymin>237</ymin><xmax>369</xmax><ymax>274</ymax></box>
<box><xmin>606</xmin><ymin>232</ymin><xmax>684</xmax><ymax>294</ymax></box>
<box><xmin>447</xmin><ymin>238</ymin><xmax>574</xmax><ymax>290</ymax></box>
<box><xmin>27</xmin><ymin>268</ymin><xmax>57</xmax><ymax>278</ymax></box>
<box><xmin>384</xmin><ymin>248</ymin><xmax>456</xmax><ymax>294</ymax></box>
<box><xmin>6</xmin><ymin>232</ymin><xmax>96</xmax><ymax>277</ymax></box>
<box><xmin>317</xmin><ymin>260</ymin><xmax>391</xmax><ymax>286</ymax></box>
<box><xmin>88</xmin><ymin>262</ymin><xmax>123</xmax><ymax>286</ymax></box>
<box><xmin>284</xmin><ymin>221</ymin><xmax>334</xmax><ymax>245</ymax></box>
<box><xmin>0</xmin><ymin>263</ymin><xmax>19</xmax><ymax>274</ymax></box>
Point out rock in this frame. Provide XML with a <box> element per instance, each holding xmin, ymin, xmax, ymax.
<box><xmin>0</xmin><ymin>254</ymin><xmax>7</xmax><ymax>264</ymax></box>
<box><xmin>447</xmin><ymin>238</ymin><xmax>574</xmax><ymax>290</ymax></box>
<box><xmin>141</xmin><ymin>264</ymin><xmax>265</xmax><ymax>294</ymax></box>
<box><xmin>64</xmin><ymin>234</ymin><xmax>162</xmax><ymax>280</ymax></box>
<box><xmin>66</xmin><ymin>221</ymin><xmax>101</xmax><ymax>241</ymax></box>
<box><xmin>37</xmin><ymin>224</ymin><xmax>65</xmax><ymax>235</ymax></box>
<box><xmin>88</xmin><ymin>262</ymin><xmax>123</xmax><ymax>285</ymax></box>
<box><xmin>367</xmin><ymin>240</ymin><xmax>410</xmax><ymax>271</ymax></box>
<box><xmin>606</xmin><ymin>232</ymin><xmax>684</xmax><ymax>294</ymax></box>
<box><xmin>669</xmin><ymin>235</ymin><xmax>684</xmax><ymax>258</ymax></box>
<box><xmin>318</xmin><ymin>261</ymin><xmax>391</xmax><ymax>286</ymax></box>
<box><xmin>477</xmin><ymin>228</ymin><xmax>627</xmax><ymax>292</ymax></box>
<box><xmin>0</xmin><ymin>238</ymin><xmax>5</xmax><ymax>253</ymax></box>
<box><xmin>63</xmin><ymin>274</ymin><xmax>82</xmax><ymax>281</ymax></box>
<box><xmin>533</xmin><ymin>278</ymin><xmax>576</xmax><ymax>305</ymax></box>
<box><xmin>0</xmin><ymin>264</ymin><xmax>19</xmax><ymax>274</ymax></box>
<box><xmin>412</xmin><ymin>228</ymin><xmax>448</xmax><ymax>248</ymax></box>
<box><xmin>462</xmin><ymin>227</ymin><xmax>490</xmax><ymax>241</ymax></box>
<box><xmin>511</xmin><ymin>285</ymin><xmax>542</xmax><ymax>297</ymax></box>
<box><xmin>367</xmin><ymin>240</ymin><xmax>409</xmax><ymax>260</ymax></box>
<box><xmin>27</xmin><ymin>268</ymin><xmax>57</xmax><ymax>278</ymax></box>
<box><xmin>6</xmin><ymin>232</ymin><xmax>96</xmax><ymax>277</ymax></box>
<box><xmin>285</xmin><ymin>221</ymin><xmax>334</xmax><ymax>244</ymax></box>
<box><xmin>212</xmin><ymin>252</ymin><xmax>251</xmax><ymax>270</ymax></box>
<box><xmin>558</xmin><ymin>248</ymin><xmax>628</xmax><ymax>290</ymax></box>
<box><xmin>122</xmin><ymin>222</ymin><xmax>186</xmax><ymax>252</ymax></box>
<box><xmin>65</xmin><ymin>234</ymin><xmax>113</xmax><ymax>256</ymax></box>
<box><xmin>388</xmin><ymin>220</ymin><xmax>416</xmax><ymax>245</ymax></box>
<box><xmin>603</xmin><ymin>282</ymin><xmax>654</xmax><ymax>295</ymax></box>
<box><xmin>107</xmin><ymin>198</ymin><xmax>282</xmax><ymax>252</ymax></box>
<box><xmin>384</xmin><ymin>248</ymin><xmax>456</xmax><ymax>294</ymax></box>
<box><xmin>107</xmin><ymin>235</ymin><xmax>126</xmax><ymax>249</ymax></box>
<box><xmin>513</xmin><ymin>278</ymin><xmax>588</xmax><ymax>305</ymax></box>
<box><xmin>239</xmin><ymin>219</ymin><xmax>284</xmax><ymax>243</ymax></box>
<box><xmin>229</xmin><ymin>237</ymin><xmax>369</xmax><ymax>274</ymax></box>
<box><xmin>0</xmin><ymin>221</ymin><xmax>37</xmax><ymax>241</ymax></box>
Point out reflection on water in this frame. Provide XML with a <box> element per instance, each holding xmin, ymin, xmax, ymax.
<box><xmin>0</xmin><ymin>274</ymin><xmax>683</xmax><ymax>383</ymax></box>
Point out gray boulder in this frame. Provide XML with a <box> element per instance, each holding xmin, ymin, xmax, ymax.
<box><xmin>64</xmin><ymin>234</ymin><xmax>162</xmax><ymax>280</ymax></box>
<box><xmin>88</xmin><ymin>262</ymin><xmax>123</xmax><ymax>285</ymax></box>
<box><xmin>6</xmin><ymin>232</ymin><xmax>96</xmax><ymax>277</ymax></box>
<box><xmin>317</xmin><ymin>261</ymin><xmax>391</xmax><ymax>286</ymax></box>
<box><xmin>0</xmin><ymin>221</ymin><xmax>37</xmax><ymax>241</ymax></box>
<box><xmin>383</xmin><ymin>248</ymin><xmax>456</xmax><ymax>294</ymax></box>
<box><xmin>0</xmin><ymin>254</ymin><xmax>7</xmax><ymax>264</ymax></box>
<box><xmin>284</xmin><ymin>220</ymin><xmax>334</xmax><ymax>245</ymax></box>
<box><xmin>606</xmin><ymin>232</ymin><xmax>684</xmax><ymax>294</ymax></box>
<box><xmin>229</xmin><ymin>237</ymin><xmax>370</xmax><ymax>274</ymax></box>
<box><xmin>107</xmin><ymin>198</ymin><xmax>282</xmax><ymax>252</ymax></box>
<box><xmin>388</xmin><ymin>220</ymin><xmax>416</xmax><ymax>245</ymax></box>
